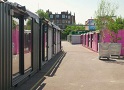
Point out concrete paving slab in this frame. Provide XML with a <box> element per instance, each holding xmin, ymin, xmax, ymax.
<box><xmin>37</xmin><ymin>41</ymin><xmax>124</xmax><ymax>90</ymax></box>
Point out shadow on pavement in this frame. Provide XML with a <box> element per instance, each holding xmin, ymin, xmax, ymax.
<box><xmin>100</xmin><ymin>58</ymin><xmax>124</xmax><ymax>65</ymax></box>
<box><xmin>14</xmin><ymin>50</ymin><xmax>66</xmax><ymax>90</ymax></box>
<box><xmin>46</xmin><ymin>51</ymin><xmax>66</xmax><ymax>77</ymax></box>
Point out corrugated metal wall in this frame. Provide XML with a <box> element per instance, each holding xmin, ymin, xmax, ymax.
<box><xmin>0</xmin><ymin>2</ymin><xmax>62</xmax><ymax>90</ymax></box>
<box><xmin>48</xmin><ymin>26</ymin><xmax>53</xmax><ymax>60</ymax></box>
<box><xmin>0</xmin><ymin>2</ymin><xmax>12</xmax><ymax>90</ymax></box>
<box><xmin>32</xmin><ymin>19</ymin><xmax>40</xmax><ymax>70</ymax></box>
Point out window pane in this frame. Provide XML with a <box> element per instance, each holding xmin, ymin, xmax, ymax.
<box><xmin>54</xmin><ymin>29</ymin><xmax>56</xmax><ymax>54</ymax></box>
<box><xmin>56</xmin><ymin>15</ymin><xmax>59</xmax><ymax>18</ymax></box>
<box><xmin>68</xmin><ymin>16</ymin><xmax>70</xmax><ymax>19</ymax></box>
<box><xmin>24</xmin><ymin>18</ymin><xmax>32</xmax><ymax>71</ymax></box>
<box><xmin>62</xmin><ymin>15</ymin><xmax>65</xmax><ymax>18</ymax></box>
<box><xmin>44</xmin><ymin>25</ymin><xmax>48</xmax><ymax>60</ymax></box>
<box><xmin>12</xmin><ymin>17</ymin><xmax>20</xmax><ymax>77</ymax></box>
<box><xmin>50</xmin><ymin>15</ymin><xmax>53</xmax><ymax>18</ymax></box>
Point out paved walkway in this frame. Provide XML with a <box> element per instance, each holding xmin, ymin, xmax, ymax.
<box><xmin>36</xmin><ymin>41</ymin><xmax>124</xmax><ymax>90</ymax></box>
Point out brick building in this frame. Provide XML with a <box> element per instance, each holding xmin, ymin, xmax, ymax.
<box><xmin>46</xmin><ymin>10</ymin><xmax>75</xmax><ymax>30</ymax></box>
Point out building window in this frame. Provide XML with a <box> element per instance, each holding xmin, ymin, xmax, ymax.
<box><xmin>62</xmin><ymin>15</ymin><xmax>65</xmax><ymax>18</ymax></box>
<box><xmin>68</xmin><ymin>21</ymin><xmax>70</xmax><ymax>24</ymax></box>
<box><xmin>68</xmin><ymin>16</ymin><xmax>70</xmax><ymax>19</ymax></box>
<box><xmin>57</xmin><ymin>20</ymin><xmax>59</xmax><ymax>24</ymax></box>
<box><xmin>62</xmin><ymin>25</ymin><xmax>65</xmax><ymax>29</ymax></box>
<box><xmin>62</xmin><ymin>20</ymin><xmax>65</xmax><ymax>23</ymax></box>
<box><xmin>56</xmin><ymin>15</ymin><xmax>59</xmax><ymax>18</ymax></box>
<box><xmin>50</xmin><ymin>15</ymin><xmax>53</xmax><ymax>18</ymax></box>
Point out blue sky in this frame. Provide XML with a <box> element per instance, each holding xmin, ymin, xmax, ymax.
<box><xmin>9</xmin><ymin>0</ymin><xmax>124</xmax><ymax>24</ymax></box>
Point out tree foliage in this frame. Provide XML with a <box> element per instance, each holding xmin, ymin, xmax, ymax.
<box><xmin>95</xmin><ymin>0</ymin><xmax>118</xmax><ymax>30</ymax></box>
<box><xmin>95</xmin><ymin>0</ymin><xmax>120</xmax><ymax>42</ymax></box>
<box><xmin>36</xmin><ymin>9</ymin><xmax>49</xmax><ymax>19</ymax></box>
<box><xmin>12</xmin><ymin>20</ymin><xmax>17</xmax><ymax>29</ymax></box>
<box><xmin>25</xmin><ymin>19</ymin><xmax>31</xmax><ymax>30</ymax></box>
<box><xmin>107</xmin><ymin>16</ymin><xmax>124</xmax><ymax>42</ymax></box>
<box><xmin>61</xmin><ymin>25</ymin><xmax>85</xmax><ymax>40</ymax></box>
<box><xmin>65</xmin><ymin>25</ymin><xmax>85</xmax><ymax>34</ymax></box>
<box><xmin>108</xmin><ymin>16</ymin><xmax>124</xmax><ymax>33</ymax></box>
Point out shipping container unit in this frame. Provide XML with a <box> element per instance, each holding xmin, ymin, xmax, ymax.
<box><xmin>97</xmin><ymin>33</ymin><xmax>100</xmax><ymax>52</ymax></box>
<box><xmin>56</xmin><ymin>29</ymin><xmax>61</xmax><ymax>53</ymax></box>
<box><xmin>88</xmin><ymin>33</ymin><xmax>91</xmax><ymax>48</ymax></box>
<box><xmin>43</xmin><ymin>21</ymin><xmax>52</xmax><ymax>61</ymax></box>
<box><xmin>0</xmin><ymin>1</ymin><xmax>62</xmax><ymax>90</ymax></box>
<box><xmin>81</xmin><ymin>34</ymin><xmax>83</xmax><ymax>44</ymax></box>
<box><xmin>89</xmin><ymin>33</ymin><xmax>93</xmax><ymax>49</ymax></box>
<box><xmin>70</xmin><ymin>35</ymin><xmax>81</xmax><ymax>44</ymax></box>
<box><xmin>52</xmin><ymin>24</ymin><xmax>58</xmax><ymax>55</ymax></box>
<box><xmin>0</xmin><ymin>2</ymin><xmax>12</xmax><ymax>90</ymax></box>
<box><xmin>83</xmin><ymin>34</ymin><xmax>86</xmax><ymax>46</ymax></box>
<box><xmin>87</xmin><ymin>34</ymin><xmax>89</xmax><ymax>47</ymax></box>
<box><xmin>92</xmin><ymin>32</ymin><xmax>99</xmax><ymax>52</ymax></box>
<box><xmin>12</xmin><ymin>30</ymin><xmax>32</xmax><ymax>56</ymax></box>
<box><xmin>0</xmin><ymin>2</ymin><xmax>39</xmax><ymax>89</ymax></box>
<box><xmin>81</xmin><ymin>32</ymin><xmax>100</xmax><ymax>52</ymax></box>
<box><xmin>86</xmin><ymin>34</ymin><xmax>89</xmax><ymax>47</ymax></box>
<box><xmin>53</xmin><ymin>27</ymin><xmax>57</xmax><ymax>55</ymax></box>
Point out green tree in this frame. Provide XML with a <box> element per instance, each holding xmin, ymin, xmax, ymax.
<box><xmin>25</xmin><ymin>19</ymin><xmax>31</xmax><ymax>30</ymax></box>
<box><xmin>95</xmin><ymin>0</ymin><xmax>118</xmax><ymax>30</ymax></box>
<box><xmin>108</xmin><ymin>16</ymin><xmax>124</xmax><ymax>42</ymax></box>
<box><xmin>61</xmin><ymin>25</ymin><xmax>85</xmax><ymax>40</ymax></box>
<box><xmin>95</xmin><ymin>0</ymin><xmax>118</xmax><ymax>42</ymax></box>
<box><xmin>12</xmin><ymin>19</ymin><xmax>18</xmax><ymax>29</ymax></box>
<box><xmin>36</xmin><ymin>9</ymin><xmax>49</xmax><ymax>19</ymax></box>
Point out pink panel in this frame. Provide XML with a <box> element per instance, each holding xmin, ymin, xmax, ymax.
<box><xmin>117</xmin><ymin>30</ymin><xmax>124</xmax><ymax>55</ymax></box>
<box><xmin>81</xmin><ymin>30</ymin><xmax>124</xmax><ymax>55</ymax></box>
<box><xmin>92</xmin><ymin>33</ymin><xmax>95</xmax><ymax>51</ymax></box>
<box><xmin>83</xmin><ymin>34</ymin><xmax>85</xmax><ymax>46</ymax></box>
<box><xmin>102</xmin><ymin>29</ymin><xmax>118</xmax><ymax>43</ymax></box>
<box><xmin>102</xmin><ymin>29</ymin><xmax>124</xmax><ymax>55</ymax></box>
<box><xmin>94</xmin><ymin>33</ymin><xmax>98</xmax><ymax>52</ymax></box>
<box><xmin>86</xmin><ymin>34</ymin><xmax>89</xmax><ymax>47</ymax></box>
<box><xmin>92</xmin><ymin>33</ymin><xmax>98</xmax><ymax>52</ymax></box>
<box><xmin>82</xmin><ymin>35</ymin><xmax>84</xmax><ymax>46</ymax></box>
<box><xmin>12</xmin><ymin>28</ymin><xmax>19</xmax><ymax>55</ymax></box>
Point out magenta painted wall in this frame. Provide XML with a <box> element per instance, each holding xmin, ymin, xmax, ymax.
<box><xmin>86</xmin><ymin>34</ymin><xmax>89</xmax><ymax>47</ymax></box>
<box><xmin>92</xmin><ymin>33</ymin><xmax>98</xmax><ymax>52</ymax></box>
<box><xmin>12</xmin><ymin>28</ymin><xmax>19</xmax><ymax>55</ymax></box>
<box><xmin>101</xmin><ymin>30</ymin><xmax>114</xmax><ymax>42</ymax></box>
<box><xmin>89</xmin><ymin>34</ymin><xmax>92</xmax><ymax>48</ymax></box>
<box><xmin>102</xmin><ymin>30</ymin><xmax>124</xmax><ymax>55</ymax></box>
